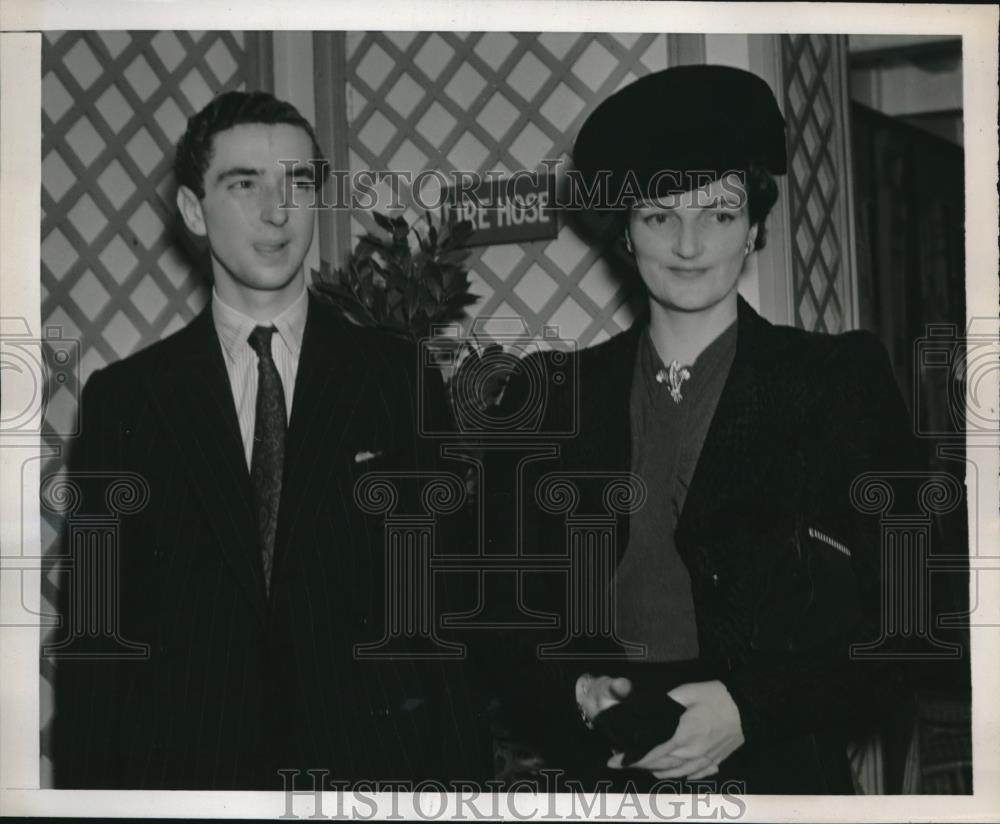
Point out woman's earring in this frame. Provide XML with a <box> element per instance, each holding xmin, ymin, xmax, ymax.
<box><xmin>625</xmin><ymin>234</ymin><xmax>634</xmax><ymax>254</ymax></box>
<box><xmin>744</xmin><ymin>238</ymin><xmax>753</xmax><ymax>255</ymax></box>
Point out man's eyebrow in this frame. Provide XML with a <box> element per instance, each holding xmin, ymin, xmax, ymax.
<box><xmin>283</xmin><ymin>162</ymin><xmax>320</xmax><ymax>181</ymax></box>
<box><xmin>214</xmin><ymin>164</ymin><xmax>319</xmax><ymax>185</ymax></box>
<box><xmin>215</xmin><ymin>166</ymin><xmax>263</xmax><ymax>184</ymax></box>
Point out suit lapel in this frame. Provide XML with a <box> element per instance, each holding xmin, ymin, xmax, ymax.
<box><xmin>273</xmin><ymin>294</ymin><xmax>370</xmax><ymax>561</ymax></box>
<box><xmin>674</xmin><ymin>296</ymin><xmax>783</xmax><ymax>546</ymax></box>
<box><xmin>576</xmin><ymin>324</ymin><xmax>642</xmax><ymax>558</ymax></box>
<box><xmin>143</xmin><ymin>306</ymin><xmax>267</xmax><ymax>617</ymax></box>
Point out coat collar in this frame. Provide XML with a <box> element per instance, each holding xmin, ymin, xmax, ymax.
<box><xmin>273</xmin><ymin>292</ymin><xmax>371</xmax><ymax>558</ymax></box>
<box><xmin>578</xmin><ymin>295</ymin><xmax>784</xmax><ymax>550</ymax></box>
<box><xmin>674</xmin><ymin>295</ymin><xmax>785</xmax><ymax>544</ymax></box>
<box><xmin>143</xmin><ymin>303</ymin><xmax>266</xmax><ymax>615</ymax></box>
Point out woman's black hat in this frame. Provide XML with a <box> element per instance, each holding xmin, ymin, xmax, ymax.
<box><xmin>572</xmin><ymin>64</ymin><xmax>787</xmax><ymax>207</ymax></box>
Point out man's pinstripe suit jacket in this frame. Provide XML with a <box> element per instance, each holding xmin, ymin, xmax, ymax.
<box><xmin>52</xmin><ymin>291</ymin><xmax>489</xmax><ymax>789</ymax></box>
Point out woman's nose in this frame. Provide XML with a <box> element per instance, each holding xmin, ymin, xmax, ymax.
<box><xmin>673</xmin><ymin>220</ymin><xmax>702</xmax><ymax>259</ymax></box>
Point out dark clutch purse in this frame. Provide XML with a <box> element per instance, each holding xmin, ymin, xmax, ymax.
<box><xmin>589</xmin><ymin>679</ymin><xmax>688</xmax><ymax>766</ymax></box>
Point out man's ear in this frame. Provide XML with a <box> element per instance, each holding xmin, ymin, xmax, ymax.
<box><xmin>176</xmin><ymin>185</ymin><xmax>207</xmax><ymax>237</ymax></box>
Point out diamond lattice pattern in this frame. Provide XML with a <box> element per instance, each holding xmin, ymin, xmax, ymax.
<box><xmin>782</xmin><ymin>34</ymin><xmax>845</xmax><ymax>334</ymax></box>
<box><xmin>345</xmin><ymin>32</ymin><xmax>669</xmax><ymax>349</ymax></box>
<box><xmin>39</xmin><ymin>29</ymin><xmax>256</xmax><ymax>785</ymax></box>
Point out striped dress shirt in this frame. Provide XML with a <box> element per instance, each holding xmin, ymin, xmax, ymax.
<box><xmin>211</xmin><ymin>286</ymin><xmax>308</xmax><ymax>468</ymax></box>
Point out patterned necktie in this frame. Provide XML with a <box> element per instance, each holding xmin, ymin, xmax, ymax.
<box><xmin>247</xmin><ymin>325</ymin><xmax>286</xmax><ymax>595</ymax></box>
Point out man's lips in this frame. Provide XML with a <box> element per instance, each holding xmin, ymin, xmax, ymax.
<box><xmin>254</xmin><ymin>241</ymin><xmax>289</xmax><ymax>254</ymax></box>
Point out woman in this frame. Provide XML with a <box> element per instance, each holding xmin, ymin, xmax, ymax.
<box><xmin>485</xmin><ymin>65</ymin><xmax>921</xmax><ymax>794</ymax></box>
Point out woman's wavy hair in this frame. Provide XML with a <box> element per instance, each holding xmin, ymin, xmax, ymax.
<box><xmin>744</xmin><ymin>162</ymin><xmax>780</xmax><ymax>252</ymax></box>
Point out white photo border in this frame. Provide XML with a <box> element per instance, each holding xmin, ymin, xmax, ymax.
<box><xmin>1</xmin><ymin>1</ymin><xmax>997</xmax><ymax>820</ymax></box>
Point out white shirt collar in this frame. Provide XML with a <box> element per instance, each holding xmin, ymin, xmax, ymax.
<box><xmin>212</xmin><ymin>285</ymin><xmax>308</xmax><ymax>361</ymax></box>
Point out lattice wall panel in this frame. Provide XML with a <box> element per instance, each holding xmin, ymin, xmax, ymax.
<box><xmin>41</xmin><ymin>31</ymin><xmax>254</xmax><ymax>382</ymax></box>
<box><xmin>39</xmin><ymin>29</ymin><xmax>261</xmax><ymax>786</ymax></box>
<box><xmin>782</xmin><ymin>34</ymin><xmax>853</xmax><ymax>333</ymax></box>
<box><xmin>343</xmin><ymin>32</ymin><xmax>669</xmax><ymax>348</ymax></box>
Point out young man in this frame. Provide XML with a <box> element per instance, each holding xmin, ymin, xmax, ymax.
<box><xmin>52</xmin><ymin>91</ymin><xmax>487</xmax><ymax>789</ymax></box>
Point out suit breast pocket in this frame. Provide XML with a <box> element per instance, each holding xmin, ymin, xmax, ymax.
<box><xmin>751</xmin><ymin>521</ymin><xmax>864</xmax><ymax>653</ymax></box>
<box><xmin>338</xmin><ymin>443</ymin><xmax>387</xmax><ymax>510</ymax></box>
<box><xmin>351</xmin><ymin>447</ymin><xmax>388</xmax><ymax>473</ymax></box>
<box><xmin>336</xmin><ymin>413</ymin><xmax>391</xmax><ymax>481</ymax></box>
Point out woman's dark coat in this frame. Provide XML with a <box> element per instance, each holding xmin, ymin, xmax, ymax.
<box><xmin>481</xmin><ymin>296</ymin><xmax>922</xmax><ymax>793</ymax></box>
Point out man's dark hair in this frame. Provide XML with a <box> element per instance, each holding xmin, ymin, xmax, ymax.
<box><xmin>174</xmin><ymin>90</ymin><xmax>325</xmax><ymax>198</ymax></box>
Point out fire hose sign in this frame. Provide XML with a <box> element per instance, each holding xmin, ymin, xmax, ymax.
<box><xmin>440</xmin><ymin>173</ymin><xmax>558</xmax><ymax>246</ymax></box>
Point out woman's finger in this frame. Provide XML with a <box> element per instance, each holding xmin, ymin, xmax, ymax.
<box><xmin>651</xmin><ymin>755</ymin><xmax>713</xmax><ymax>779</ymax></box>
<box><xmin>609</xmin><ymin>677</ymin><xmax>633</xmax><ymax>700</ymax></box>
<box><xmin>686</xmin><ymin>764</ymin><xmax>720</xmax><ymax>781</ymax></box>
<box><xmin>624</xmin><ymin>738</ymin><xmax>687</xmax><ymax>770</ymax></box>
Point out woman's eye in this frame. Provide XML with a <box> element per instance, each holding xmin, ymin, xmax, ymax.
<box><xmin>712</xmin><ymin>211</ymin><xmax>736</xmax><ymax>223</ymax></box>
<box><xmin>644</xmin><ymin>212</ymin><xmax>673</xmax><ymax>226</ymax></box>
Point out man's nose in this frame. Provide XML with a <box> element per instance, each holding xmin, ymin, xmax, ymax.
<box><xmin>259</xmin><ymin>186</ymin><xmax>289</xmax><ymax>226</ymax></box>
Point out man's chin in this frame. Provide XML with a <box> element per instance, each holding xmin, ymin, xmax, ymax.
<box><xmin>243</xmin><ymin>264</ymin><xmax>306</xmax><ymax>292</ymax></box>
<box><xmin>213</xmin><ymin>266</ymin><xmax>306</xmax><ymax>303</ymax></box>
